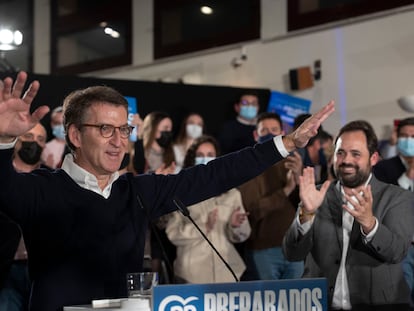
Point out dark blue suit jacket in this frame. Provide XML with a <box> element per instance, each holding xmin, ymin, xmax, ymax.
<box><xmin>373</xmin><ymin>156</ymin><xmax>406</xmax><ymax>185</ymax></box>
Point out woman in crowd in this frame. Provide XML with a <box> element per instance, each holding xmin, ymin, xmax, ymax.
<box><xmin>166</xmin><ymin>135</ymin><xmax>251</xmax><ymax>283</ymax></box>
<box><xmin>132</xmin><ymin>111</ymin><xmax>176</xmax><ymax>283</ymax></box>
<box><xmin>133</xmin><ymin>111</ymin><xmax>175</xmax><ymax>174</ymax></box>
<box><xmin>172</xmin><ymin>112</ymin><xmax>205</xmax><ymax>172</ymax></box>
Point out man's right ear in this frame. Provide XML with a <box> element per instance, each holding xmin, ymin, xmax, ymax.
<box><xmin>234</xmin><ymin>103</ymin><xmax>241</xmax><ymax>114</ymax></box>
<box><xmin>68</xmin><ymin>124</ymin><xmax>81</xmax><ymax>148</ymax></box>
<box><xmin>253</xmin><ymin>130</ymin><xmax>259</xmax><ymax>142</ymax></box>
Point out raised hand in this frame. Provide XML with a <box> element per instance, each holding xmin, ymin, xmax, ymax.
<box><xmin>299</xmin><ymin>166</ymin><xmax>330</xmax><ymax>214</ymax></box>
<box><xmin>0</xmin><ymin>72</ymin><xmax>49</xmax><ymax>141</ymax></box>
<box><xmin>283</xmin><ymin>100</ymin><xmax>335</xmax><ymax>151</ymax></box>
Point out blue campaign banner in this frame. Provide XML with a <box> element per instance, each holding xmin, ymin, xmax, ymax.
<box><xmin>267</xmin><ymin>91</ymin><xmax>311</xmax><ymax>133</ymax></box>
<box><xmin>153</xmin><ymin>278</ymin><xmax>327</xmax><ymax>311</ymax></box>
<box><xmin>125</xmin><ymin>96</ymin><xmax>138</xmax><ymax>142</ymax></box>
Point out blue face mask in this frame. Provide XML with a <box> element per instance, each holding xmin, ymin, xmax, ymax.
<box><xmin>52</xmin><ymin>124</ymin><xmax>65</xmax><ymax>140</ymax></box>
<box><xmin>239</xmin><ymin>106</ymin><xmax>257</xmax><ymax>120</ymax></box>
<box><xmin>397</xmin><ymin>137</ymin><xmax>414</xmax><ymax>157</ymax></box>
<box><xmin>258</xmin><ymin>133</ymin><xmax>275</xmax><ymax>144</ymax></box>
<box><xmin>195</xmin><ymin>156</ymin><xmax>215</xmax><ymax>165</ymax></box>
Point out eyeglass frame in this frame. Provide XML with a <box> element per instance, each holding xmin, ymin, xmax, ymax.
<box><xmin>239</xmin><ymin>99</ymin><xmax>259</xmax><ymax>107</ymax></box>
<box><xmin>80</xmin><ymin>123</ymin><xmax>134</xmax><ymax>138</ymax></box>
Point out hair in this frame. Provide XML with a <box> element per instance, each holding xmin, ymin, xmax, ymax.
<box><xmin>256</xmin><ymin>112</ymin><xmax>282</xmax><ymax>129</ymax></box>
<box><xmin>397</xmin><ymin>117</ymin><xmax>414</xmax><ymax>136</ymax></box>
<box><xmin>183</xmin><ymin>135</ymin><xmax>221</xmax><ymax>169</ymax></box>
<box><xmin>174</xmin><ymin>112</ymin><xmax>204</xmax><ymax>146</ymax></box>
<box><xmin>335</xmin><ymin>120</ymin><xmax>378</xmax><ymax>156</ymax></box>
<box><xmin>235</xmin><ymin>90</ymin><xmax>260</xmax><ymax>107</ymax></box>
<box><xmin>141</xmin><ymin>111</ymin><xmax>175</xmax><ymax>166</ymax></box>
<box><xmin>51</xmin><ymin>106</ymin><xmax>63</xmax><ymax>116</ymax></box>
<box><xmin>293</xmin><ymin>113</ymin><xmax>311</xmax><ymax>130</ymax></box>
<box><xmin>63</xmin><ymin>85</ymin><xmax>128</xmax><ymax>152</ymax></box>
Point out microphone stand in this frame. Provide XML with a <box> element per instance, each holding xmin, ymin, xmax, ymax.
<box><xmin>173</xmin><ymin>197</ymin><xmax>239</xmax><ymax>282</ymax></box>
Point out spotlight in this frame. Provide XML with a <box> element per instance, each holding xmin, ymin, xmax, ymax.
<box><xmin>0</xmin><ymin>28</ymin><xmax>23</xmax><ymax>51</ymax></box>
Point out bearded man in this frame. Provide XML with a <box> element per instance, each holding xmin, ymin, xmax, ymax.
<box><xmin>283</xmin><ymin>120</ymin><xmax>414</xmax><ymax>311</ymax></box>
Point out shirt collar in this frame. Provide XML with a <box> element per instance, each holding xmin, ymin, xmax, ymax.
<box><xmin>399</xmin><ymin>155</ymin><xmax>409</xmax><ymax>170</ymax></box>
<box><xmin>61</xmin><ymin>153</ymin><xmax>119</xmax><ymax>199</ymax></box>
<box><xmin>236</xmin><ymin>115</ymin><xmax>257</xmax><ymax>125</ymax></box>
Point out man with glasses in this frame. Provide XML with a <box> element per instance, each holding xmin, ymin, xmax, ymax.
<box><xmin>218</xmin><ymin>92</ymin><xmax>260</xmax><ymax>154</ymax></box>
<box><xmin>0</xmin><ymin>72</ymin><xmax>334</xmax><ymax>311</ymax></box>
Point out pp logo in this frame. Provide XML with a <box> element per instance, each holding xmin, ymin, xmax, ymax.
<box><xmin>158</xmin><ymin>295</ymin><xmax>199</xmax><ymax>311</ymax></box>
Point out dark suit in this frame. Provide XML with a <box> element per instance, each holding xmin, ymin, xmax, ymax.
<box><xmin>373</xmin><ymin>156</ymin><xmax>406</xmax><ymax>186</ymax></box>
<box><xmin>283</xmin><ymin>177</ymin><xmax>414</xmax><ymax>307</ymax></box>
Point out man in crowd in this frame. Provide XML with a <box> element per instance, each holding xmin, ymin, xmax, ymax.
<box><xmin>283</xmin><ymin>120</ymin><xmax>414</xmax><ymax>310</ymax></box>
<box><xmin>0</xmin><ymin>122</ymin><xmax>48</xmax><ymax>310</ymax></box>
<box><xmin>218</xmin><ymin>92</ymin><xmax>260</xmax><ymax>154</ymax></box>
<box><xmin>373</xmin><ymin>117</ymin><xmax>414</xmax><ymax>304</ymax></box>
<box><xmin>0</xmin><ymin>71</ymin><xmax>334</xmax><ymax>311</ymax></box>
<box><xmin>238</xmin><ymin>112</ymin><xmax>304</xmax><ymax>280</ymax></box>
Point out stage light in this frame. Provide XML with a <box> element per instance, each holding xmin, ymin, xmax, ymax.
<box><xmin>0</xmin><ymin>28</ymin><xmax>23</xmax><ymax>51</ymax></box>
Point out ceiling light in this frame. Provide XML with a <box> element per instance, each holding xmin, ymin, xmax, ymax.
<box><xmin>200</xmin><ymin>6</ymin><xmax>213</xmax><ymax>15</ymax></box>
<box><xmin>0</xmin><ymin>29</ymin><xmax>23</xmax><ymax>51</ymax></box>
<box><xmin>104</xmin><ymin>27</ymin><xmax>120</xmax><ymax>39</ymax></box>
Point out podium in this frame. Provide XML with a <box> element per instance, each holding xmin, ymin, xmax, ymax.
<box><xmin>64</xmin><ymin>278</ymin><xmax>327</xmax><ymax>311</ymax></box>
<box><xmin>153</xmin><ymin>278</ymin><xmax>327</xmax><ymax>311</ymax></box>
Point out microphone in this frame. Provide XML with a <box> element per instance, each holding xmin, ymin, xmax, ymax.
<box><xmin>172</xmin><ymin>197</ymin><xmax>239</xmax><ymax>282</ymax></box>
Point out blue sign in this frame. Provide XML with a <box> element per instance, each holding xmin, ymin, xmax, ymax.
<box><xmin>153</xmin><ymin>278</ymin><xmax>327</xmax><ymax>311</ymax></box>
<box><xmin>125</xmin><ymin>96</ymin><xmax>138</xmax><ymax>142</ymax></box>
<box><xmin>267</xmin><ymin>91</ymin><xmax>311</xmax><ymax>133</ymax></box>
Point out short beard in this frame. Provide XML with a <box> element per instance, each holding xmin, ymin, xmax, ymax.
<box><xmin>336</xmin><ymin>164</ymin><xmax>370</xmax><ymax>188</ymax></box>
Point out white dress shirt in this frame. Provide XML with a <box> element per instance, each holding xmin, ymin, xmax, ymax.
<box><xmin>297</xmin><ymin>174</ymin><xmax>378</xmax><ymax>310</ymax></box>
<box><xmin>397</xmin><ymin>156</ymin><xmax>414</xmax><ymax>191</ymax></box>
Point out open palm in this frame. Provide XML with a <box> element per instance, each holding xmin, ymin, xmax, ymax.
<box><xmin>0</xmin><ymin>72</ymin><xmax>49</xmax><ymax>138</ymax></box>
<box><xmin>299</xmin><ymin>167</ymin><xmax>331</xmax><ymax>213</ymax></box>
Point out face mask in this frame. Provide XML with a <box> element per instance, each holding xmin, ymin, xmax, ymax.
<box><xmin>186</xmin><ymin>124</ymin><xmax>202</xmax><ymax>139</ymax></box>
<box><xmin>397</xmin><ymin>137</ymin><xmax>414</xmax><ymax>157</ymax></box>
<box><xmin>156</xmin><ymin>131</ymin><xmax>173</xmax><ymax>148</ymax></box>
<box><xmin>18</xmin><ymin>141</ymin><xmax>43</xmax><ymax>165</ymax></box>
<box><xmin>258</xmin><ymin>133</ymin><xmax>275</xmax><ymax>144</ymax></box>
<box><xmin>239</xmin><ymin>105</ymin><xmax>257</xmax><ymax>120</ymax></box>
<box><xmin>52</xmin><ymin>124</ymin><xmax>65</xmax><ymax>140</ymax></box>
<box><xmin>195</xmin><ymin>156</ymin><xmax>215</xmax><ymax>165</ymax></box>
<box><xmin>119</xmin><ymin>153</ymin><xmax>130</xmax><ymax>171</ymax></box>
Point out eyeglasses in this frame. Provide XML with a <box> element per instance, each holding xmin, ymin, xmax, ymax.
<box><xmin>81</xmin><ymin>124</ymin><xmax>134</xmax><ymax>138</ymax></box>
<box><xmin>240</xmin><ymin>100</ymin><xmax>258</xmax><ymax>107</ymax></box>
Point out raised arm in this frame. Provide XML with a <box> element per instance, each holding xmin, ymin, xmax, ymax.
<box><xmin>282</xmin><ymin>100</ymin><xmax>335</xmax><ymax>152</ymax></box>
<box><xmin>0</xmin><ymin>72</ymin><xmax>49</xmax><ymax>143</ymax></box>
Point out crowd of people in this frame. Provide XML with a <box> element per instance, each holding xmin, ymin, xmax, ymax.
<box><xmin>0</xmin><ymin>71</ymin><xmax>413</xmax><ymax>311</ymax></box>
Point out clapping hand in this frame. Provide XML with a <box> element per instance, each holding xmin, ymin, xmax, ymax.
<box><xmin>299</xmin><ymin>167</ymin><xmax>331</xmax><ymax>214</ymax></box>
<box><xmin>230</xmin><ymin>206</ymin><xmax>249</xmax><ymax>228</ymax></box>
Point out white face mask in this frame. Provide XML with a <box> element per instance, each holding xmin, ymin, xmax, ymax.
<box><xmin>186</xmin><ymin>124</ymin><xmax>203</xmax><ymax>139</ymax></box>
<box><xmin>195</xmin><ymin>156</ymin><xmax>215</xmax><ymax>165</ymax></box>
